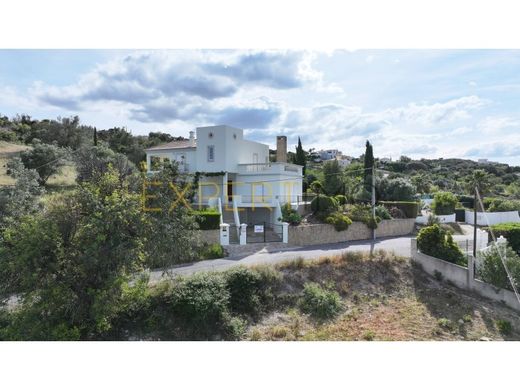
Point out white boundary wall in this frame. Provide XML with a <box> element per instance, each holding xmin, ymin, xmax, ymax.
<box><xmin>416</xmin><ymin>213</ymin><xmax>456</xmax><ymax>224</ymax></box>
<box><xmin>411</xmin><ymin>238</ymin><xmax>520</xmax><ymax>312</ymax></box>
<box><xmin>465</xmin><ymin>210</ymin><xmax>520</xmax><ymax>226</ymax></box>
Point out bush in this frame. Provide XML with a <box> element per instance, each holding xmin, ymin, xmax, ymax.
<box><xmin>280</xmin><ymin>203</ymin><xmax>302</xmax><ymax>225</ymax></box>
<box><xmin>432</xmin><ymin>192</ymin><xmax>458</xmax><ymax>215</ymax></box>
<box><xmin>365</xmin><ymin>216</ymin><xmax>380</xmax><ymax>229</ymax></box>
<box><xmin>417</xmin><ymin>224</ymin><xmax>466</xmax><ymax>266</ymax></box>
<box><xmin>344</xmin><ymin>203</ymin><xmax>381</xmax><ymax>228</ymax></box>
<box><xmin>487</xmin><ymin>198</ymin><xmax>520</xmax><ymax>212</ymax></box>
<box><xmin>199</xmin><ymin>243</ymin><xmax>224</xmax><ymax>259</ymax></box>
<box><xmin>194</xmin><ymin>209</ymin><xmax>221</xmax><ymax>230</ymax></box>
<box><xmin>379</xmin><ymin>201</ymin><xmax>419</xmax><ymax>218</ymax></box>
<box><xmin>378</xmin><ymin>177</ymin><xmax>416</xmax><ymax>201</ymax></box>
<box><xmin>224</xmin><ymin>267</ymin><xmax>264</xmax><ymax>315</ymax></box>
<box><xmin>165</xmin><ymin>273</ymin><xmax>231</xmax><ymax>338</ymax></box>
<box><xmin>496</xmin><ymin>319</ymin><xmax>513</xmax><ymax>336</ymax></box>
<box><xmin>477</xmin><ymin>242</ymin><xmax>520</xmax><ymax>291</ymax></box>
<box><xmin>488</xmin><ymin>223</ymin><xmax>520</xmax><ymax>255</ymax></box>
<box><xmin>388</xmin><ymin>206</ymin><xmax>405</xmax><ymax>219</ymax></box>
<box><xmin>334</xmin><ymin>195</ymin><xmax>347</xmax><ymax>205</ymax></box>
<box><xmin>375</xmin><ymin>205</ymin><xmax>392</xmax><ymax>220</ymax></box>
<box><xmin>299</xmin><ymin>283</ymin><xmax>342</xmax><ymax>320</ymax></box>
<box><xmin>325</xmin><ymin>212</ymin><xmax>352</xmax><ymax>231</ymax></box>
<box><xmin>310</xmin><ymin>194</ymin><xmax>338</xmax><ymax>214</ymax></box>
<box><xmin>0</xmin><ymin>128</ymin><xmax>17</xmax><ymax>142</ymax></box>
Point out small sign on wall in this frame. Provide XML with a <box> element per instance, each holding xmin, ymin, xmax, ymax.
<box><xmin>254</xmin><ymin>224</ymin><xmax>264</xmax><ymax>233</ymax></box>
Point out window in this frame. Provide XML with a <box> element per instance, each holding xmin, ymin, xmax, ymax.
<box><xmin>207</xmin><ymin>145</ymin><xmax>215</xmax><ymax>162</ymax></box>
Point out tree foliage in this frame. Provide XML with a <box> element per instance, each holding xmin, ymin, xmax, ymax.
<box><xmin>363</xmin><ymin>140</ymin><xmax>374</xmax><ymax>192</ymax></box>
<box><xmin>293</xmin><ymin>137</ymin><xmax>307</xmax><ymax>175</ymax></box>
<box><xmin>0</xmin><ymin>165</ymin><xmax>199</xmax><ymax>339</ymax></box>
<box><xmin>323</xmin><ymin>159</ymin><xmax>343</xmax><ymax>195</ymax></box>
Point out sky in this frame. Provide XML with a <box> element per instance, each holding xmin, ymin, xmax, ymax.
<box><xmin>1</xmin><ymin>49</ymin><xmax>520</xmax><ymax>166</ymax></box>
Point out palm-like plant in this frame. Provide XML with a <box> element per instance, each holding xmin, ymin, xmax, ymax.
<box><xmin>466</xmin><ymin>169</ymin><xmax>491</xmax><ymax>211</ymax></box>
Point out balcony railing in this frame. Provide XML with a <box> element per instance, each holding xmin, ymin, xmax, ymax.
<box><xmin>237</xmin><ymin>162</ymin><xmax>302</xmax><ymax>175</ymax></box>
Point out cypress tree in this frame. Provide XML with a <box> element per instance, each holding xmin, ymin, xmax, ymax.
<box><xmin>294</xmin><ymin>137</ymin><xmax>306</xmax><ymax>175</ymax></box>
<box><xmin>364</xmin><ymin>140</ymin><xmax>374</xmax><ymax>192</ymax></box>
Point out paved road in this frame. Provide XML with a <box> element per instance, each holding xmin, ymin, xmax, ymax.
<box><xmin>149</xmin><ymin>235</ymin><xmax>416</xmax><ymax>282</ymax></box>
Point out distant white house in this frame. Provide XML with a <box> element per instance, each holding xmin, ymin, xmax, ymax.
<box><xmin>335</xmin><ymin>156</ymin><xmax>352</xmax><ymax>168</ymax></box>
<box><xmin>318</xmin><ymin>149</ymin><xmax>341</xmax><ymax>161</ymax></box>
<box><xmin>145</xmin><ymin>125</ymin><xmax>303</xmax><ymax>227</ymax></box>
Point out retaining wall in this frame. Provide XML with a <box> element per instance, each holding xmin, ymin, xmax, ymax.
<box><xmin>416</xmin><ymin>213</ymin><xmax>456</xmax><ymax>224</ymax></box>
<box><xmin>288</xmin><ymin>218</ymin><xmax>415</xmax><ymax>247</ymax></box>
<box><xmin>410</xmin><ymin>238</ymin><xmax>520</xmax><ymax>312</ymax></box>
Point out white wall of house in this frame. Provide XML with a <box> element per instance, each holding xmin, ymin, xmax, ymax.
<box><xmin>146</xmin><ymin>148</ymin><xmax>196</xmax><ymax>173</ymax></box>
<box><xmin>146</xmin><ymin>124</ymin><xmax>304</xmax><ymax>224</ymax></box>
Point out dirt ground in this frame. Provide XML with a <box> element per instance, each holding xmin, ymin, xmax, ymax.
<box><xmin>245</xmin><ymin>251</ymin><xmax>520</xmax><ymax>341</ymax></box>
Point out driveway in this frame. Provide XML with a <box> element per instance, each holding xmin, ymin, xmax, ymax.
<box><xmin>149</xmin><ymin>235</ymin><xmax>416</xmax><ymax>282</ymax></box>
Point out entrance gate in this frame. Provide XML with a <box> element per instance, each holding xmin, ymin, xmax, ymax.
<box><xmin>246</xmin><ymin>222</ymin><xmax>283</xmax><ymax>243</ymax></box>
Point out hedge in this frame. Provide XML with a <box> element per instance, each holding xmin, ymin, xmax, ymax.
<box><xmin>457</xmin><ymin>194</ymin><xmax>474</xmax><ymax>209</ymax></box>
<box><xmin>432</xmin><ymin>192</ymin><xmax>458</xmax><ymax>215</ymax></box>
<box><xmin>487</xmin><ymin>223</ymin><xmax>520</xmax><ymax>255</ymax></box>
<box><xmin>193</xmin><ymin>210</ymin><xmax>221</xmax><ymax>230</ymax></box>
<box><xmin>379</xmin><ymin>201</ymin><xmax>419</xmax><ymax>218</ymax></box>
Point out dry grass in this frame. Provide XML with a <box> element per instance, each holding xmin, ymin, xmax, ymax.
<box><xmin>244</xmin><ymin>251</ymin><xmax>520</xmax><ymax>341</ymax></box>
<box><xmin>0</xmin><ymin>141</ymin><xmax>30</xmax><ymax>186</ymax></box>
<box><xmin>0</xmin><ymin>141</ymin><xmax>76</xmax><ymax>189</ymax></box>
<box><xmin>46</xmin><ymin>164</ymin><xmax>77</xmax><ymax>188</ymax></box>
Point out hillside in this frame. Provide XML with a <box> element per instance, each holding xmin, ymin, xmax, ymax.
<box><xmin>245</xmin><ymin>251</ymin><xmax>520</xmax><ymax>341</ymax></box>
<box><xmin>0</xmin><ymin>141</ymin><xmax>30</xmax><ymax>186</ymax></box>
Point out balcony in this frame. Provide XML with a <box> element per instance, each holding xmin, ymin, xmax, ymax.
<box><xmin>236</xmin><ymin>162</ymin><xmax>302</xmax><ymax>175</ymax></box>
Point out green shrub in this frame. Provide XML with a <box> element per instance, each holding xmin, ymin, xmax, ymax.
<box><xmin>224</xmin><ymin>267</ymin><xmax>264</xmax><ymax>315</ymax></box>
<box><xmin>375</xmin><ymin>205</ymin><xmax>392</xmax><ymax>220</ymax></box>
<box><xmin>334</xmin><ymin>195</ymin><xmax>347</xmax><ymax>205</ymax></box>
<box><xmin>345</xmin><ymin>203</ymin><xmax>371</xmax><ymax>222</ymax></box>
<box><xmin>432</xmin><ymin>192</ymin><xmax>458</xmax><ymax>215</ymax></box>
<box><xmin>487</xmin><ymin>223</ymin><xmax>520</xmax><ymax>255</ymax></box>
<box><xmin>487</xmin><ymin>199</ymin><xmax>520</xmax><ymax>212</ymax></box>
<box><xmin>344</xmin><ymin>204</ymin><xmax>380</xmax><ymax>228</ymax></box>
<box><xmin>477</xmin><ymin>242</ymin><xmax>520</xmax><ymax>291</ymax></box>
<box><xmin>379</xmin><ymin>201</ymin><xmax>419</xmax><ymax>218</ymax></box>
<box><xmin>310</xmin><ymin>194</ymin><xmax>338</xmax><ymax>214</ymax></box>
<box><xmin>280</xmin><ymin>203</ymin><xmax>302</xmax><ymax>225</ymax></box>
<box><xmin>0</xmin><ymin>129</ymin><xmax>17</xmax><ymax>142</ymax></box>
<box><xmin>496</xmin><ymin>319</ymin><xmax>513</xmax><ymax>335</ymax></box>
<box><xmin>417</xmin><ymin>224</ymin><xmax>466</xmax><ymax>266</ymax></box>
<box><xmin>365</xmin><ymin>216</ymin><xmax>380</xmax><ymax>229</ymax></box>
<box><xmin>199</xmin><ymin>243</ymin><xmax>224</xmax><ymax>259</ymax></box>
<box><xmin>325</xmin><ymin>212</ymin><xmax>352</xmax><ymax>231</ymax></box>
<box><xmin>193</xmin><ymin>209</ymin><xmax>221</xmax><ymax>230</ymax></box>
<box><xmin>166</xmin><ymin>273</ymin><xmax>230</xmax><ymax>337</ymax></box>
<box><xmin>299</xmin><ymin>283</ymin><xmax>342</xmax><ymax>320</ymax></box>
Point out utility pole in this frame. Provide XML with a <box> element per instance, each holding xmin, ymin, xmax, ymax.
<box><xmin>372</xmin><ymin>164</ymin><xmax>376</xmax><ymax>240</ymax></box>
<box><xmin>473</xmin><ymin>186</ymin><xmax>477</xmax><ymax>257</ymax></box>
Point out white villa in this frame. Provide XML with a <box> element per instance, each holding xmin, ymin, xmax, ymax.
<box><xmin>145</xmin><ymin>125</ymin><xmax>304</xmax><ymax>229</ymax></box>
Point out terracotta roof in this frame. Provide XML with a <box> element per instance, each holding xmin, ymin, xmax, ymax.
<box><xmin>146</xmin><ymin>140</ymin><xmax>196</xmax><ymax>151</ymax></box>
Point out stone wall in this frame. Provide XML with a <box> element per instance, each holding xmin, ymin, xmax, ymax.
<box><xmin>288</xmin><ymin>218</ymin><xmax>415</xmax><ymax>247</ymax></box>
